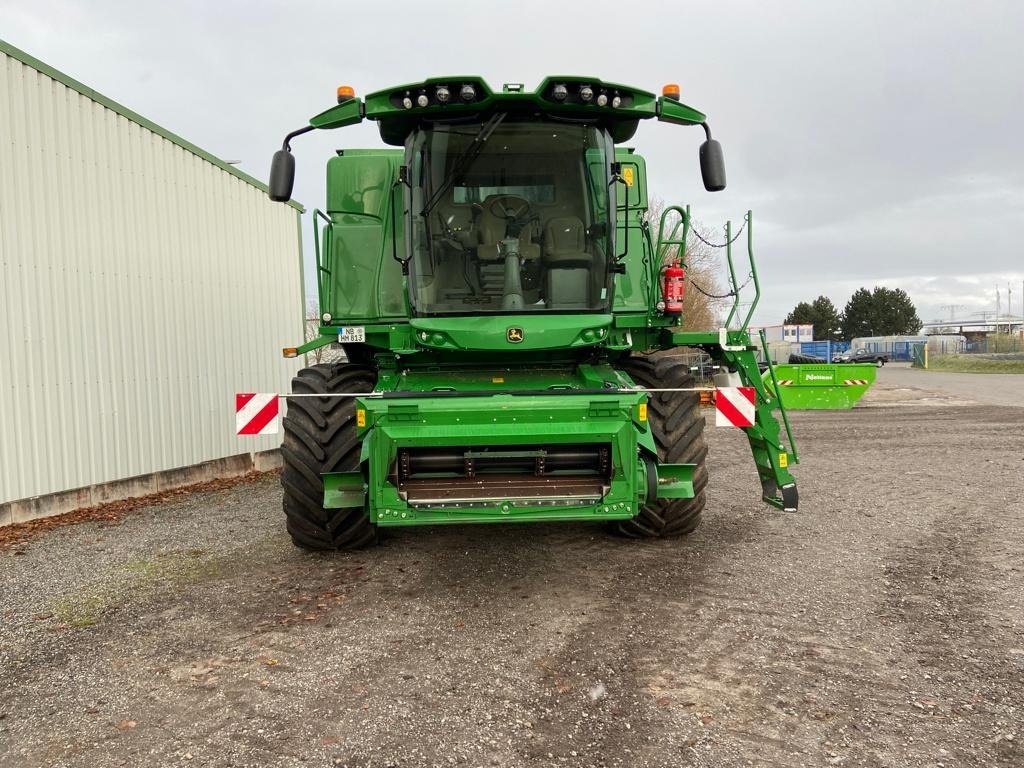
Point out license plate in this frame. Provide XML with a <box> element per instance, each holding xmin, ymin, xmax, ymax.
<box><xmin>338</xmin><ymin>326</ymin><xmax>365</xmax><ymax>343</ymax></box>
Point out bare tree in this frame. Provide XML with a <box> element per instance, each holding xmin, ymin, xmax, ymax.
<box><xmin>304</xmin><ymin>298</ymin><xmax>345</xmax><ymax>365</ymax></box>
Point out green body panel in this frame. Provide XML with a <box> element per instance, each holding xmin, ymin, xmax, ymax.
<box><xmin>611</xmin><ymin>149</ymin><xmax>653</xmax><ymax>316</ymax></box>
<box><xmin>410</xmin><ymin>315</ymin><xmax>613</xmax><ymax>352</ymax></box>
<box><xmin>653</xmin><ymin>463</ymin><xmax>695</xmax><ymax>499</ymax></box>
<box><xmin>763</xmin><ymin>364</ymin><xmax>877</xmax><ymax>410</ymax></box>
<box><xmin>320</xmin><ymin>151</ymin><xmax>407</xmax><ymax>323</ymax></box>
<box><xmin>282</xmin><ymin>76</ymin><xmax>801</xmax><ymax>523</ymax></box>
<box><xmin>323</xmin><ymin>471</ymin><xmax>365</xmax><ymax>508</ymax></box>
<box><xmin>353</xmin><ymin>369</ymin><xmax>658</xmax><ymax>526</ymax></box>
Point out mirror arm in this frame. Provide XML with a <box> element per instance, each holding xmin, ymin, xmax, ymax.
<box><xmin>282</xmin><ymin>124</ymin><xmax>315</xmax><ymax>151</ymax></box>
<box><xmin>701</xmin><ymin>122</ymin><xmax>713</xmax><ymax>141</ymax></box>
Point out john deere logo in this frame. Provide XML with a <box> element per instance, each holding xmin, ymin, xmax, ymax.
<box><xmin>506</xmin><ymin>327</ymin><xmax>524</xmax><ymax>344</ymax></box>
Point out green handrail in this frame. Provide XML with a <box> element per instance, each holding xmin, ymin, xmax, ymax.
<box><xmin>312</xmin><ymin>209</ymin><xmax>333</xmax><ymax>309</ymax></box>
<box><xmin>652</xmin><ymin>204</ymin><xmax>691</xmax><ymax>314</ymax></box>
<box><xmin>723</xmin><ymin>219</ymin><xmax>741</xmax><ymax>328</ymax></box>
<box><xmin>759</xmin><ymin>328</ymin><xmax>798</xmax><ymax>463</ymax></box>
<box><xmin>741</xmin><ymin>211</ymin><xmax>761</xmax><ymax>332</ymax></box>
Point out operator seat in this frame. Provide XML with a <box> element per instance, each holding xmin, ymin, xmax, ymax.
<box><xmin>543</xmin><ymin>216</ymin><xmax>593</xmax><ymax>308</ymax></box>
<box><xmin>476</xmin><ymin>195</ymin><xmax>540</xmax><ymax>262</ymax></box>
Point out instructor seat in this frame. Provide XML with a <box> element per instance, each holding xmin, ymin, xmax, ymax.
<box><xmin>543</xmin><ymin>216</ymin><xmax>593</xmax><ymax>308</ymax></box>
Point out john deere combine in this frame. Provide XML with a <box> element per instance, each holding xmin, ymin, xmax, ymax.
<box><xmin>268</xmin><ymin>77</ymin><xmax>797</xmax><ymax>550</ymax></box>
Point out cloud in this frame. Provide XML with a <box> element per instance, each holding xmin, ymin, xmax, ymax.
<box><xmin>3</xmin><ymin>0</ymin><xmax>1022</xmax><ymax>330</ymax></box>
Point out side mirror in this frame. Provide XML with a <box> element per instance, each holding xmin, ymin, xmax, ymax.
<box><xmin>268</xmin><ymin>149</ymin><xmax>296</xmax><ymax>202</ymax></box>
<box><xmin>699</xmin><ymin>139</ymin><xmax>727</xmax><ymax>192</ymax></box>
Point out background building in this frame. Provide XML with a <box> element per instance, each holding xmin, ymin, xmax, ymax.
<box><xmin>0</xmin><ymin>40</ymin><xmax>304</xmax><ymax>524</ymax></box>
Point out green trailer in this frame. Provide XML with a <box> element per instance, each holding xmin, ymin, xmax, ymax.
<box><xmin>763</xmin><ymin>364</ymin><xmax>877</xmax><ymax>410</ymax></box>
<box><xmin>267</xmin><ymin>77</ymin><xmax>799</xmax><ymax>549</ymax></box>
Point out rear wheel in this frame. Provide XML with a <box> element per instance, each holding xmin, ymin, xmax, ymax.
<box><xmin>612</xmin><ymin>354</ymin><xmax>709</xmax><ymax>538</ymax></box>
<box><xmin>280</xmin><ymin>363</ymin><xmax>378</xmax><ymax>550</ymax></box>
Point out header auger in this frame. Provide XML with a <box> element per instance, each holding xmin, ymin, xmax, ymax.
<box><xmin>268</xmin><ymin>77</ymin><xmax>797</xmax><ymax>550</ymax></box>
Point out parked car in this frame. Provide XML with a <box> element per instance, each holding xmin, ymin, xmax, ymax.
<box><xmin>833</xmin><ymin>348</ymin><xmax>888</xmax><ymax>366</ymax></box>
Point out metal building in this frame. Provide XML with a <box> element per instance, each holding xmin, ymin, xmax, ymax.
<box><xmin>0</xmin><ymin>40</ymin><xmax>303</xmax><ymax>524</ymax></box>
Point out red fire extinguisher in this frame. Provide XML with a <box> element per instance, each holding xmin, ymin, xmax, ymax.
<box><xmin>662</xmin><ymin>259</ymin><xmax>686</xmax><ymax>315</ymax></box>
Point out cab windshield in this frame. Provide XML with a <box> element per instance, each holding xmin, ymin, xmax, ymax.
<box><xmin>407</xmin><ymin>119</ymin><xmax>614</xmax><ymax>315</ymax></box>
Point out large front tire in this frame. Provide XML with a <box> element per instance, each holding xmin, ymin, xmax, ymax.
<box><xmin>280</xmin><ymin>363</ymin><xmax>378</xmax><ymax>550</ymax></box>
<box><xmin>612</xmin><ymin>354</ymin><xmax>709</xmax><ymax>538</ymax></box>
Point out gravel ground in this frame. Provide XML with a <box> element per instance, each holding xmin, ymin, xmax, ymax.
<box><xmin>2</xmin><ymin>377</ymin><xmax>1023</xmax><ymax>767</ymax></box>
<box><xmin>871</xmin><ymin>363</ymin><xmax>1023</xmax><ymax>408</ymax></box>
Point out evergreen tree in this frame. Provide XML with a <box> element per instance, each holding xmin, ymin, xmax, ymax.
<box><xmin>841</xmin><ymin>286</ymin><xmax>921</xmax><ymax>339</ymax></box>
<box><xmin>783</xmin><ymin>295</ymin><xmax>842</xmax><ymax>339</ymax></box>
<box><xmin>809</xmin><ymin>295</ymin><xmax>842</xmax><ymax>339</ymax></box>
<box><xmin>841</xmin><ymin>288</ymin><xmax>875</xmax><ymax>339</ymax></box>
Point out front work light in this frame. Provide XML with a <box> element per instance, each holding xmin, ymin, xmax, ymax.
<box><xmin>435</xmin><ymin>85</ymin><xmax>451</xmax><ymax>103</ymax></box>
<box><xmin>402</xmin><ymin>96</ymin><xmax>413</xmax><ymax>109</ymax></box>
<box><xmin>460</xmin><ymin>84</ymin><xmax>476</xmax><ymax>101</ymax></box>
<box><xmin>579</xmin><ymin>85</ymin><xmax>594</xmax><ymax>102</ymax></box>
<box><xmin>552</xmin><ymin>83</ymin><xmax>568</xmax><ymax>101</ymax></box>
<box><xmin>596</xmin><ymin>93</ymin><xmax>608</xmax><ymax>107</ymax></box>
<box><xmin>416</xmin><ymin>93</ymin><xmax>429</xmax><ymax>108</ymax></box>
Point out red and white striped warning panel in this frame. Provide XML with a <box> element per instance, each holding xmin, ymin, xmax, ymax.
<box><xmin>715</xmin><ymin>386</ymin><xmax>756</xmax><ymax>428</ymax></box>
<box><xmin>235</xmin><ymin>393</ymin><xmax>280</xmax><ymax>435</ymax></box>
<box><xmin>842</xmin><ymin>379</ymin><xmax>869</xmax><ymax>386</ymax></box>
<box><xmin>776</xmin><ymin>379</ymin><xmax>795</xmax><ymax>386</ymax></box>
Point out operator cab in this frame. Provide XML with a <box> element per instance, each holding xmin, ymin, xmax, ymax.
<box><xmin>406</xmin><ymin>117</ymin><xmax>614</xmax><ymax>315</ymax></box>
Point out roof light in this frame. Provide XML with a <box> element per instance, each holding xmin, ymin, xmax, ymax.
<box><xmin>596</xmin><ymin>93</ymin><xmax>608</xmax><ymax>107</ymax></box>
<box><xmin>611</xmin><ymin>95</ymin><xmax>622</xmax><ymax>108</ymax></box>
<box><xmin>503</xmin><ymin>83</ymin><xmax>524</xmax><ymax>92</ymax></box>
<box><xmin>336</xmin><ymin>85</ymin><xmax>356</xmax><ymax>103</ymax></box>
<box><xmin>435</xmin><ymin>85</ymin><xmax>451</xmax><ymax>103</ymax></box>
<box><xmin>552</xmin><ymin>84</ymin><xmax>568</xmax><ymax>101</ymax></box>
<box><xmin>416</xmin><ymin>93</ymin><xmax>429</xmax><ymax>108</ymax></box>
<box><xmin>401</xmin><ymin>95</ymin><xmax>413</xmax><ymax>109</ymax></box>
<box><xmin>579</xmin><ymin>85</ymin><xmax>594</xmax><ymax>102</ymax></box>
<box><xmin>662</xmin><ymin>83</ymin><xmax>681</xmax><ymax>100</ymax></box>
<box><xmin>460</xmin><ymin>84</ymin><xmax>476</xmax><ymax>101</ymax></box>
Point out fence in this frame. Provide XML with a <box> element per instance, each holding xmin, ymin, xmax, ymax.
<box><xmin>670</xmin><ymin>348</ymin><xmax>723</xmax><ymax>382</ymax></box>
<box><xmin>912</xmin><ymin>343</ymin><xmax>926</xmax><ymax>368</ymax></box>
<box><xmin>964</xmin><ymin>335</ymin><xmax>1023</xmax><ymax>354</ymax></box>
<box><xmin>799</xmin><ymin>341</ymin><xmax>850</xmax><ymax>360</ymax></box>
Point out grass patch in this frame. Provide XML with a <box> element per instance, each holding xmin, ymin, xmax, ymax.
<box><xmin>51</xmin><ymin>592</ymin><xmax>110</xmax><ymax>628</ymax></box>
<box><xmin>123</xmin><ymin>549</ymin><xmax>221</xmax><ymax>584</ymax></box>
<box><xmin>927</xmin><ymin>355</ymin><xmax>1024</xmax><ymax>373</ymax></box>
<box><xmin>49</xmin><ymin>551</ymin><xmax>221</xmax><ymax>629</ymax></box>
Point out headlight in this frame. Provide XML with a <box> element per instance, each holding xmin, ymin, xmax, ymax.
<box><xmin>435</xmin><ymin>86</ymin><xmax>451</xmax><ymax>103</ymax></box>
<box><xmin>401</xmin><ymin>96</ymin><xmax>413</xmax><ymax>109</ymax></box>
<box><xmin>611</xmin><ymin>95</ymin><xmax>622</xmax><ymax>108</ymax></box>
<box><xmin>596</xmin><ymin>93</ymin><xmax>608</xmax><ymax>107</ymax></box>
<box><xmin>552</xmin><ymin>84</ymin><xmax>568</xmax><ymax>101</ymax></box>
<box><xmin>416</xmin><ymin>93</ymin><xmax>429</xmax><ymax>108</ymax></box>
<box><xmin>460</xmin><ymin>84</ymin><xmax>476</xmax><ymax>101</ymax></box>
<box><xmin>579</xmin><ymin>85</ymin><xmax>594</xmax><ymax>102</ymax></box>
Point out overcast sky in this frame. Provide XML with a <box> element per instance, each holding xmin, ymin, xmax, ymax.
<box><xmin>4</xmin><ymin>0</ymin><xmax>1023</xmax><ymax>326</ymax></box>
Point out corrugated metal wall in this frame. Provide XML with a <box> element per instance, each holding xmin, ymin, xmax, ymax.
<box><xmin>0</xmin><ymin>43</ymin><xmax>303</xmax><ymax>507</ymax></box>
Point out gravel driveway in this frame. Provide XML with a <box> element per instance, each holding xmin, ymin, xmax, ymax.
<box><xmin>2</xmin><ymin>377</ymin><xmax>1022</xmax><ymax>767</ymax></box>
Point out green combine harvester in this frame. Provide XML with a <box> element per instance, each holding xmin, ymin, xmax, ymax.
<box><xmin>267</xmin><ymin>77</ymin><xmax>798</xmax><ymax>550</ymax></box>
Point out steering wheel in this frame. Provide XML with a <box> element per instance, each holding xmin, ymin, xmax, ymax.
<box><xmin>488</xmin><ymin>195</ymin><xmax>532</xmax><ymax>223</ymax></box>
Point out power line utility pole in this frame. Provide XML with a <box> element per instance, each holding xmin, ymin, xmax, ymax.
<box><xmin>939</xmin><ymin>304</ymin><xmax>964</xmax><ymax>322</ymax></box>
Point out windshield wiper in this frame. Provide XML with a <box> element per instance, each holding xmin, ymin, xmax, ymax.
<box><xmin>421</xmin><ymin>112</ymin><xmax>507</xmax><ymax>218</ymax></box>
